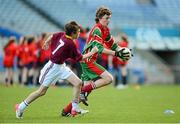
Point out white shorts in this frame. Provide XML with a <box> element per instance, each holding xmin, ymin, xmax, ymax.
<box><xmin>39</xmin><ymin>61</ymin><xmax>73</xmax><ymax>87</ymax></box>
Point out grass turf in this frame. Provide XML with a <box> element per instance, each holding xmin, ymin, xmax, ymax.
<box><xmin>0</xmin><ymin>84</ymin><xmax>180</xmax><ymax>123</ymax></box>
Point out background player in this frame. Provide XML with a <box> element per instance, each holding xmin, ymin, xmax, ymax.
<box><xmin>3</xmin><ymin>36</ymin><xmax>17</xmax><ymax>86</ymax></box>
<box><xmin>109</xmin><ymin>34</ymin><xmax>130</xmax><ymax>89</ymax></box>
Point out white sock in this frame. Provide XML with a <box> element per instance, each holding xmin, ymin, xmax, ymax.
<box><xmin>19</xmin><ymin>100</ymin><xmax>28</xmax><ymax>111</ymax></box>
<box><xmin>72</xmin><ymin>101</ymin><xmax>79</xmax><ymax>110</ymax></box>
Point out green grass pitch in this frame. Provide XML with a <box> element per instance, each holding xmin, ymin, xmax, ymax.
<box><xmin>0</xmin><ymin>84</ymin><xmax>180</xmax><ymax>123</ymax></box>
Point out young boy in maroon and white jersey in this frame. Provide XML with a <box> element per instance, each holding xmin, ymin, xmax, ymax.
<box><xmin>15</xmin><ymin>21</ymin><xmax>98</xmax><ymax>118</ymax></box>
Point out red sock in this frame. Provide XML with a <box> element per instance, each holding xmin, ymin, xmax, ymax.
<box><xmin>82</xmin><ymin>83</ymin><xmax>96</xmax><ymax>93</ymax></box>
<box><xmin>63</xmin><ymin>102</ymin><xmax>72</xmax><ymax>113</ymax></box>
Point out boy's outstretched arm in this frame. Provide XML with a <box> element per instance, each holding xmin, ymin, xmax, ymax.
<box><xmin>82</xmin><ymin>46</ymin><xmax>98</xmax><ymax>59</ymax></box>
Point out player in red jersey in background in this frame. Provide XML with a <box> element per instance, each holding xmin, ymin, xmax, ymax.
<box><xmin>3</xmin><ymin>36</ymin><xmax>17</xmax><ymax>86</ymax></box>
<box><xmin>26</xmin><ymin>37</ymin><xmax>39</xmax><ymax>86</ymax></box>
<box><xmin>17</xmin><ymin>37</ymin><xmax>32</xmax><ymax>86</ymax></box>
<box><xmin>109</xmin><ymin>34</ymin><xmax>130</xmax><ymax>89</ymax></box>
<box><xmin>36</xmin><ymin>33</ymin><xmax>51</xmax><ymax>85</ymax></box>
<box><xmin>38</xmin><ymin>33</ymin><xmax>51</xmax><ymax>67</ymax></box>
<box><xmin>15</xmin><ymin>21</ymin><xmax>98</xmax><ymax>118</ymax></box>
<box><xmin>62</xmin><ymin>6</ymin><xmax>132</xmax><ymax>115</ymax></box>
<box><xmin>117</xmin><ymin>34</ymin><xmax>129</xmax><ymax>89</ymax></box>
<box><xmin>16</xmin><ymin>36</ymin><xmax>27</xmax><ymax>85</ymax></box>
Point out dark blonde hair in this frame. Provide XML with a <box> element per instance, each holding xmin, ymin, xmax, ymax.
<box><xmin>95</xmin><ymin>6</ymin><xmax>112</xmax><ymax>23</ymax></box>
<box><xmin>64</xmin><ymin>21</ymin><xmax>80</xmax><ymax>36</ymax></box>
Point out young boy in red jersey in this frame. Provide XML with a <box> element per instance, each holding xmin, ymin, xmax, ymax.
<box><xmin>15</xmin><ymin>21</ymin><xmax>98</xmax><ymax>118</ymax></box>
<box><xmin>62</xmin><ymin>6</ymin><xmax>132</xmax><ymax>115</ymax></box>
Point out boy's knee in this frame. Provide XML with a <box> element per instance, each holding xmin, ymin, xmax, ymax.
<box><xmin>37</xmin><ymin>89</ymin><xmax>47</xmax><ymax>96</ymax></box>
<box><xmin>106</xmin><ymin>74</ymin><xmax>114</xmax><ymax>84</ymax></box>
<box><xmin>74</xmin><ymin>80</ymin><xmax>82</xmax><ymax>87</ymax></box>
<box><xmin>40</xmin><ymin>91</ymin><xmax>46</xmax><ymax>96</ymax></box>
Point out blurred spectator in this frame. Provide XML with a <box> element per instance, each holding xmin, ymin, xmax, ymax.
<box><xmin>36</xmin><ymin>33</ymin><xmax>51</xmax><ymax>85</ymax></box>
<box><xmin>16</xmin><ymin>36</ymin><xmax>26</xmax><ymax>84</ymax></box>
<box><xmin>16</xmin><ymin>36</ymin><xmax>29</xmax><ymax>86</ymax></box>
<box><xmin>74</xmin><ymin>26</ymin><xmax>87</xmax><ymax>53</ymax></box>
<box><xmin>26</xmin><ymin>37</ymin><xmax>39</xmax><ymax>86</ymax></box>
<box><xmin>3</xmin><ymin>36</ymin><xmax>17</xmax><ymax>86</ymax></box>
<box><xmin>108</xmin><ymin>34</ymin><xmax>130</xmax><ymax>89</ymax></box>
<box><xmin>37</xmin><ymin>33</ymin><xmax>51</xmax><ymax>68</ymax></box>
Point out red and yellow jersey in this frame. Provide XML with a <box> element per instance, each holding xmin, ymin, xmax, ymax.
<box><xmin>83</xmin><ymin>22</ymin><xmax>118</xmax><ymax>63</ymax></box>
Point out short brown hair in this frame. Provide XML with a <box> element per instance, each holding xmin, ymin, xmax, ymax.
<box><xmin>64</xmin><ymin>21</ymin><xmax>80</xmax><ymax>36</ymax></box>
<box><xmin>95</xmin><ymin>6</ymin><xmax>112</xmax><ymax>23</ymax></box>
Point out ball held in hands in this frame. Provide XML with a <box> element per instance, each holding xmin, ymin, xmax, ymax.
<box><xmin>115</xmin><ymin>47</ymin><xmax>133</xmax><ymax>61</ymax></box>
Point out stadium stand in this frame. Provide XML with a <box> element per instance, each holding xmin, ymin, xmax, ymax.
<box><xmin>23</xmin><ymin>0</ymin><xmax>180</xmax><ymax>51</ymax></box>
<box><xmin>25</xmin><ymin>0</ymin><xmax>179</xmax><ymax>28</ymax></box>
<box><xmin>0</xmin><ymin>0</ymin><xmax>60</xmax><ymax>35</ymax></box>
<box><xmin>26</xmin><ymin>0</ymin><xmax>91</xmax><ymax>28</ymax></box>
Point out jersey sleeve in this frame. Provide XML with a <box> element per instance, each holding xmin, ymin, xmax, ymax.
<box><xmin>91</xmin><ymin>28</ymin><xmax>104</xmax><ymax>54</ymax></box>
<box><xmin>104</xmin><ymin>33</ymin><xmax>119</xmax><ymax>51</ymax></box>
<box><xmin>92</xmin><ymin>27</ymin><xmax>102</xmax><ymax>37</ymax></box>
<box><xmin>92</xmin><ymin>40</ymin><xmax>104</xmax><ymax>54</ymax></box>
<box><xmin>83</xmin><ymin>40</ymin><xmax>104</xmax><ymax>55</ymax></box>
<box><xmin>92</xmin><ymin>27</ymin><xmax>119</xmax><ymax>51</ymax></box>
<box><xmin>51</xmin><ymin>32</ymin><xmax>64</xmax><ymax>41</ymax></box>
<box><xmin>92</xmin><ymin>27</ymin><xmax>104</xmax><ymax>43</ymax></box>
